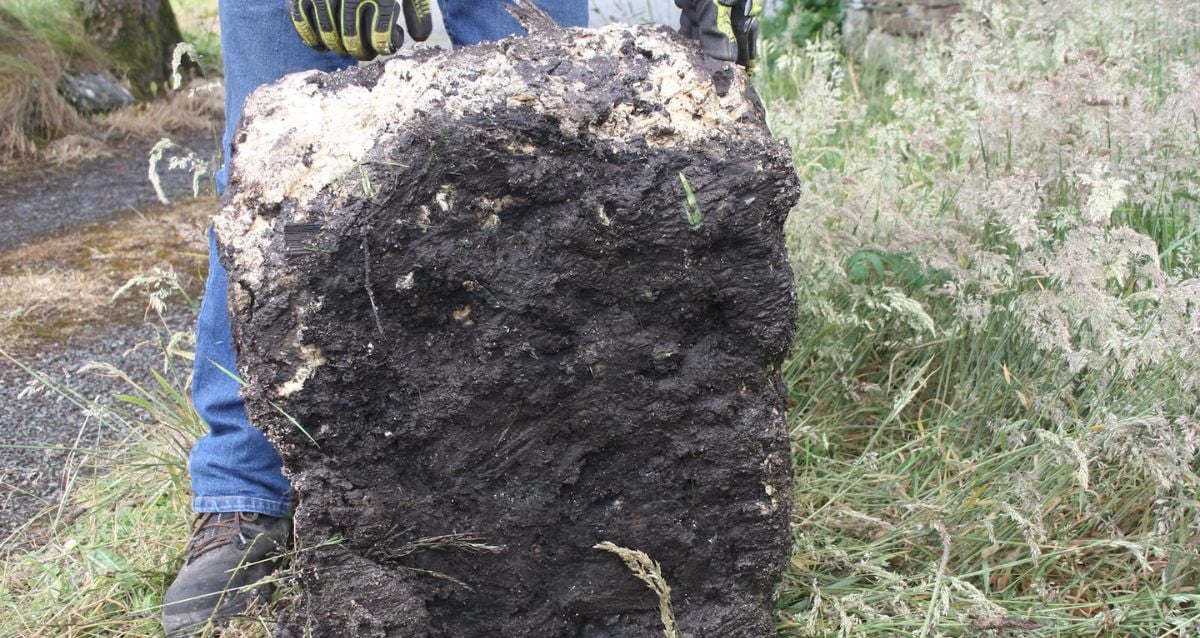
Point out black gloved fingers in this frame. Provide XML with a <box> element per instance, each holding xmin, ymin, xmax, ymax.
<box><xmin>342</xmin><ymin>0</ymin><xmax>403</xmax><ymax>60</ymax></box>
<box><xmin>677</xmin><ymin>1</ymin><xmax>700</xmax><ymax>40</ymax></box>
<box><xmin>288</xmin><ymin>0</ymin><xmax>327</xmax><ymax>50</ymax></box>
<box><xmin>676</xmin><ymin>0</ymin><xmax>762</xmax><ymax>70</ymax></box>
<box><xmin>402</xmin><ymin>0</ymin><xmax>435</xmax><ymax>42</ymax></box>
<box><xmin>730</xmin><ymin>5</ymin><xmax>759</xmax><ymax>69</ymax></box>
<box><xmin>314</xmin><ymin>0</ymin><xmax>350</xmax><ymax>56</ymax></box>
<box><xmin>677</xmin><ymin>0</ymin><xmax>739</xmax><ymax>63</ymax></box>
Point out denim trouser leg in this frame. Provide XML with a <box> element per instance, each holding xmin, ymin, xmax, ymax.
<box><xmin>439</xmin><ymin>0</ymin><xmax>588</xmax><ymax>44</ymax></box>
<box><xmin>190</xmin><ymin>0</ymin><xmax>588</xmax><ymax>516</ymax></box>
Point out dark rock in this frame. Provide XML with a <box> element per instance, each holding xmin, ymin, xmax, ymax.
<box><xmin>216</xmin><ymin>22</ymin><xmax>798</xmax><ymax>638</ymax></box>
<box><xmin>57</xmin><ymin>70</ymin><xmax>135</xmax><ymax>115</ymax></box>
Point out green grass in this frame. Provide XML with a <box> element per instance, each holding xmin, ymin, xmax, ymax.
<box><xmin>757</xmin><ymin>0</ymin><xmax>1200</xmax><ymax>634</ymax></box>
<box><xmin>0</xmin><ymin>331</ymin><xmax>278</xmax><ymax>637</ymax></box>
<box><xmin>0</xmin><ymin>348</ymin><xmax>201</xmax><ymax>637</ymax></box>
<box><xmin>0</xmin><ymin>0</ymin><xmax>104</xmax><ymax>65</ymax></box>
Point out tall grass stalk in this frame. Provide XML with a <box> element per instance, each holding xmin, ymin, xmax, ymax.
<box><xmin>759</xmin><ymin>0</ymin><xmax>1200</xmax><ymax>634</ymax></box>
<box><xmin>0</xmin><ymin>345</ymin><xmax>201</xmax><ymax>637</ymax></box>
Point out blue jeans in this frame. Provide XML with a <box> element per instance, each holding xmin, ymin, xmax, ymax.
<box><xmin>192</xmin><ymin>0</ymin><xmax>588</xmax><ymax>517</ymax></box>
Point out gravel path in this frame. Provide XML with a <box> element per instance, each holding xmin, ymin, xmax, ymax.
<box><xmin>0</xmin><ymin>134</ymin><xmax>219</xmax><ymax>250</ymax></box>
<box><xmin>0</xmin><ymin>310</ymin><xmax>195</xmax><ymax>541</ymax></box>
<box><xmin>0</xmin><ymin>135</ymin><xmax>214</xmax><ymax>542</ymax></box>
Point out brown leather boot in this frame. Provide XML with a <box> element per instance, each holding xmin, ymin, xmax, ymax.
<box><xmin>161</xmin><ymin>512</ymin><xmax>291</xmax><ymax>636</ymax></box>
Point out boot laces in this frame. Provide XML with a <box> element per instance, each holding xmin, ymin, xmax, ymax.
<box><xmin>186</xmin><ymin>512</ymin><xmax>260</xmax><ymax>562</ymax></box>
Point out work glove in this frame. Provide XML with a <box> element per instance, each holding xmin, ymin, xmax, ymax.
<box><xmin>287</xmin><ymin>0</ymin><xmax>434</xmax><ymax>61</ymax></box>
<box><xmin>675</xmin><ymin>0</ymin><xmax>763</xmax><ymax>72</ymax></box>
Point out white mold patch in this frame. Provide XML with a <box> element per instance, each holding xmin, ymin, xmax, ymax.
<box><xmin>277</xmin><ymin>344</ymin><xmax>328</xmax><ymax>397</ymax></box>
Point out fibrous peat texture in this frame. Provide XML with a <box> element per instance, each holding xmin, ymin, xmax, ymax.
<box><xmin>216</xmin><ymin>21</ymin><xmax>799</xmax><ymax>638</ymax></box>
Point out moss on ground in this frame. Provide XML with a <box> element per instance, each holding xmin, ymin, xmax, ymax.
<box><xmin>0</xmin><ymin>197</ymin><xmax>211</xmax><ymax>354</ymax></box>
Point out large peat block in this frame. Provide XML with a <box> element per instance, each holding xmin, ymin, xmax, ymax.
<box><xmin>216</xmin><ymin>22</ymin><xmax>799</xmax><ymax>638</ymax></box>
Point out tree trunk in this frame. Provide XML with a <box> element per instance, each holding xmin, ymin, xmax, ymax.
<box><xmin>217</xmin><ymin>20</ymin><xmax>800</xmax><ymax>638</ymax></box>
<box><xmin>81</xmin><ymin>0</ymin><xmax>183</xmax><ymax>99</ymax></box>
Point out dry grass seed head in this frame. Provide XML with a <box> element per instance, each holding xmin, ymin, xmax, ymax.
<box><xmin>594</xmin><ymin>541</ymin><xmax>680</xmax><ymax>638</ymax></box>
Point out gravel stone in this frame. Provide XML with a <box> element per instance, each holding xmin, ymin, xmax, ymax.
<box><xmin>0</xmin><ymin>311</ymin><xmax>194</xmax><ymax>541</ymax></box>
